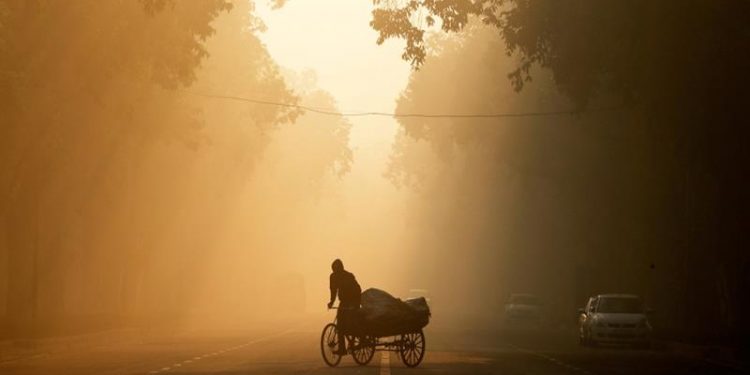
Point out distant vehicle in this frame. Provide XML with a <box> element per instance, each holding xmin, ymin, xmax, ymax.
<box><xmin>578</xmin><ymin>294</ymin><xmax>652</xmax><ymax>348</ymax></box>
<box><xmin>504</xmin><ymin>293</ymin><xmax>542</xmax><ymax>324</ymax></box>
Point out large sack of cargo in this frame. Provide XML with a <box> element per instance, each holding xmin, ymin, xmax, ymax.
<box><xmin>359</xmin><ymin>288</ymin><xmax>430</xmax><ymax>337</ymax></box>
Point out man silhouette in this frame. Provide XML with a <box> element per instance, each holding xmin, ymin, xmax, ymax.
<box><xmin>327</xmin><ymin>259</ymin><xmax>361</xmax><ymax>355</ymax></box>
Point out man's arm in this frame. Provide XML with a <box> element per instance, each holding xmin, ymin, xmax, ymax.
<box><xmin>328</xmin><ymin>273</ymin><xmax>337</xmax><ymax>308</ymax></box>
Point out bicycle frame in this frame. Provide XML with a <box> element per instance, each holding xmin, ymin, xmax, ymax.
<box><xmin>323</xmin><ymin>305</ymin><xmax>426</xmax><ymax>367</ymax></box>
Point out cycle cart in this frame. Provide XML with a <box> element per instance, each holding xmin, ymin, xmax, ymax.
<box><xmin>320</xmin><ymin>306</ymin><xmax>427</xmax><ymax>368</ymax></box>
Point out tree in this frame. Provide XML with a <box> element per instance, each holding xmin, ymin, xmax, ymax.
<box><xmin>0</xmin><ymin>0</ymin><xmax>301</xmax><ymax>337</ymax></box>
<box><xmin>375</xmin><ymin>1</ymin><xmax>750</xmax><ymax>339</ymax></box>
<box><xmin>372</xmin><ymin>0</ymin><xmax>749</xmax><ymax>109</ymax></box>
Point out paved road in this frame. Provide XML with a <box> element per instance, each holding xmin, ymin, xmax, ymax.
<box><xmin>0</xmin><ymin>320</ymin><xmax>744</xmax><ymax>375</ymax></box>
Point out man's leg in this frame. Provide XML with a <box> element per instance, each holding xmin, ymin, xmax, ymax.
<box><xmin>336</xmin><ymin>309</ymin><xmax>347</xmax><ymax>354</ymax></box>
<box><xmin>337</xmin><ymin>331</ymin><xmax>346</xmax><ymax>354</ymax></box>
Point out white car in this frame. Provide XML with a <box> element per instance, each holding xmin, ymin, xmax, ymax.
<box><xmin>504</xmin><ymin>294</ymin><xmax>542</xmax><ymax>324</ymax></box>
<box><xmin>578</xmin><ymin>294</ymin><xmax>652</xmax><ymax>348</ymax></box>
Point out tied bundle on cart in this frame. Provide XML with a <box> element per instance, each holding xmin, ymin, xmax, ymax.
<box><xmin>356</xmin><ymin>288</ymin><xmax>430</xmax><ymax>337</ymax></box>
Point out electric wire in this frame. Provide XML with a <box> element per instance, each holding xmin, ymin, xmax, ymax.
<box><xmin>190</xmin><ymin>92</ymin><xmax>623</xmax><ymax>119</ymax></box>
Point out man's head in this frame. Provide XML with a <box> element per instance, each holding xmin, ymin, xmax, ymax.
<box><xmin>331</xmin><ymin>259</ymin><xmax>344</xmax><ymax>273</ymax></box>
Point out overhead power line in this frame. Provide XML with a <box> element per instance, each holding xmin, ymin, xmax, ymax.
<box><xmin>190</xmin><ymin>92</ymin><xmax>621</xmax><ymax>119</ymax></box>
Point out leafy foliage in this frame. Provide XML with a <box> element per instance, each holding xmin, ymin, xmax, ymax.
<box><xmin>380</xmin><ymin>1</ymin><xmax>750</xmax><ymax>338</ymax></box>
<box><xmin>0</xmin><ymin>0</ymin><xmax>352</xmax><ymax>335</ymax></box>
<box><xmin>372</xmin><ymin>0</ymin><xmax>750</xmax><ymax>109</ymax></box>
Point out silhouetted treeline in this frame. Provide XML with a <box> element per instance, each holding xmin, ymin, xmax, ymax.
<box><xmin>0</xmin><ymin>1</ymin><xmax>351</xmax><ymax>338</ymax></box>
<box><xmin>380</xmin><ymin>0</ymin><xmax>749</xmax><ymax>344</ymax></box>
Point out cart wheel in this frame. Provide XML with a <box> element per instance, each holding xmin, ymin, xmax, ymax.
<box><xmin>399</xmin><ymin>330</ymin><xmax>425</xmax><ymax>367</ymax></box>
<box><xmin>320</xmin><ymin>323</ymin><xmax>342</xmax><ymax>367</ymax></box>
<box><xmin>349</xmin><ymin>335</ymin><xmax>375</xmax><ymax>366</ymax></box>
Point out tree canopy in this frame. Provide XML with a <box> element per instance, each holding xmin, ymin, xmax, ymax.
<box><xmin>0</xmin><ymin>0</ymin><xmax>352</xmax><ymax>336</ymax></box>
<box><xmin>376</xmin><ymin>1</ymin><xmax>750</xmax><ymax>340</ymax></box>
<box><xmin>372</xmin><ymin>0</ymin><xmax>750</xmax><ymax>111</ymax></box>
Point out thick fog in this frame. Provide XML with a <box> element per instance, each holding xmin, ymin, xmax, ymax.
<box><xmin>0</xmin><ymin>0</ymin><xmax>417</xmax><ymax>338</ymax></box>
<box><xmin>1</xmin><ymin>0</ymin><xmax>748</xmax><ymax>347</ymax></box>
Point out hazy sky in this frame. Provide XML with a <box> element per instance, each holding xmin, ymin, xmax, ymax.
<box><xmin>255</xmin><ymin>0</ymin><xmax>411</xmax><ymax>151</ymax></box>
<box><xmin>253</xmin><ymin>1</ymin><xmax>414</xmax><ymax>296</ymax></box>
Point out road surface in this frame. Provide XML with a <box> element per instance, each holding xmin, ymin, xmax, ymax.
<box><xmin>0</xmin><ymin>319</ymin><xmax>743</xmax><ymax>374</ymax></box>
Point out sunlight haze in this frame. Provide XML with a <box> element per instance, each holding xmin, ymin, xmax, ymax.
<box><xmin>1</xmin><ymin>1</ymin><xmax>746</xmax><ymax>373</ymax></box>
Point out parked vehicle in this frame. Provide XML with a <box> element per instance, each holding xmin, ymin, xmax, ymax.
<box><xmin>504</xmin><ymin>293</ymin><xmax>542</xmax><ymax>324</ymax></box>
<box><xmin>578</xmin><ymin>294</ymin><xmax>652</xmax><ymax>348</ymax></box>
